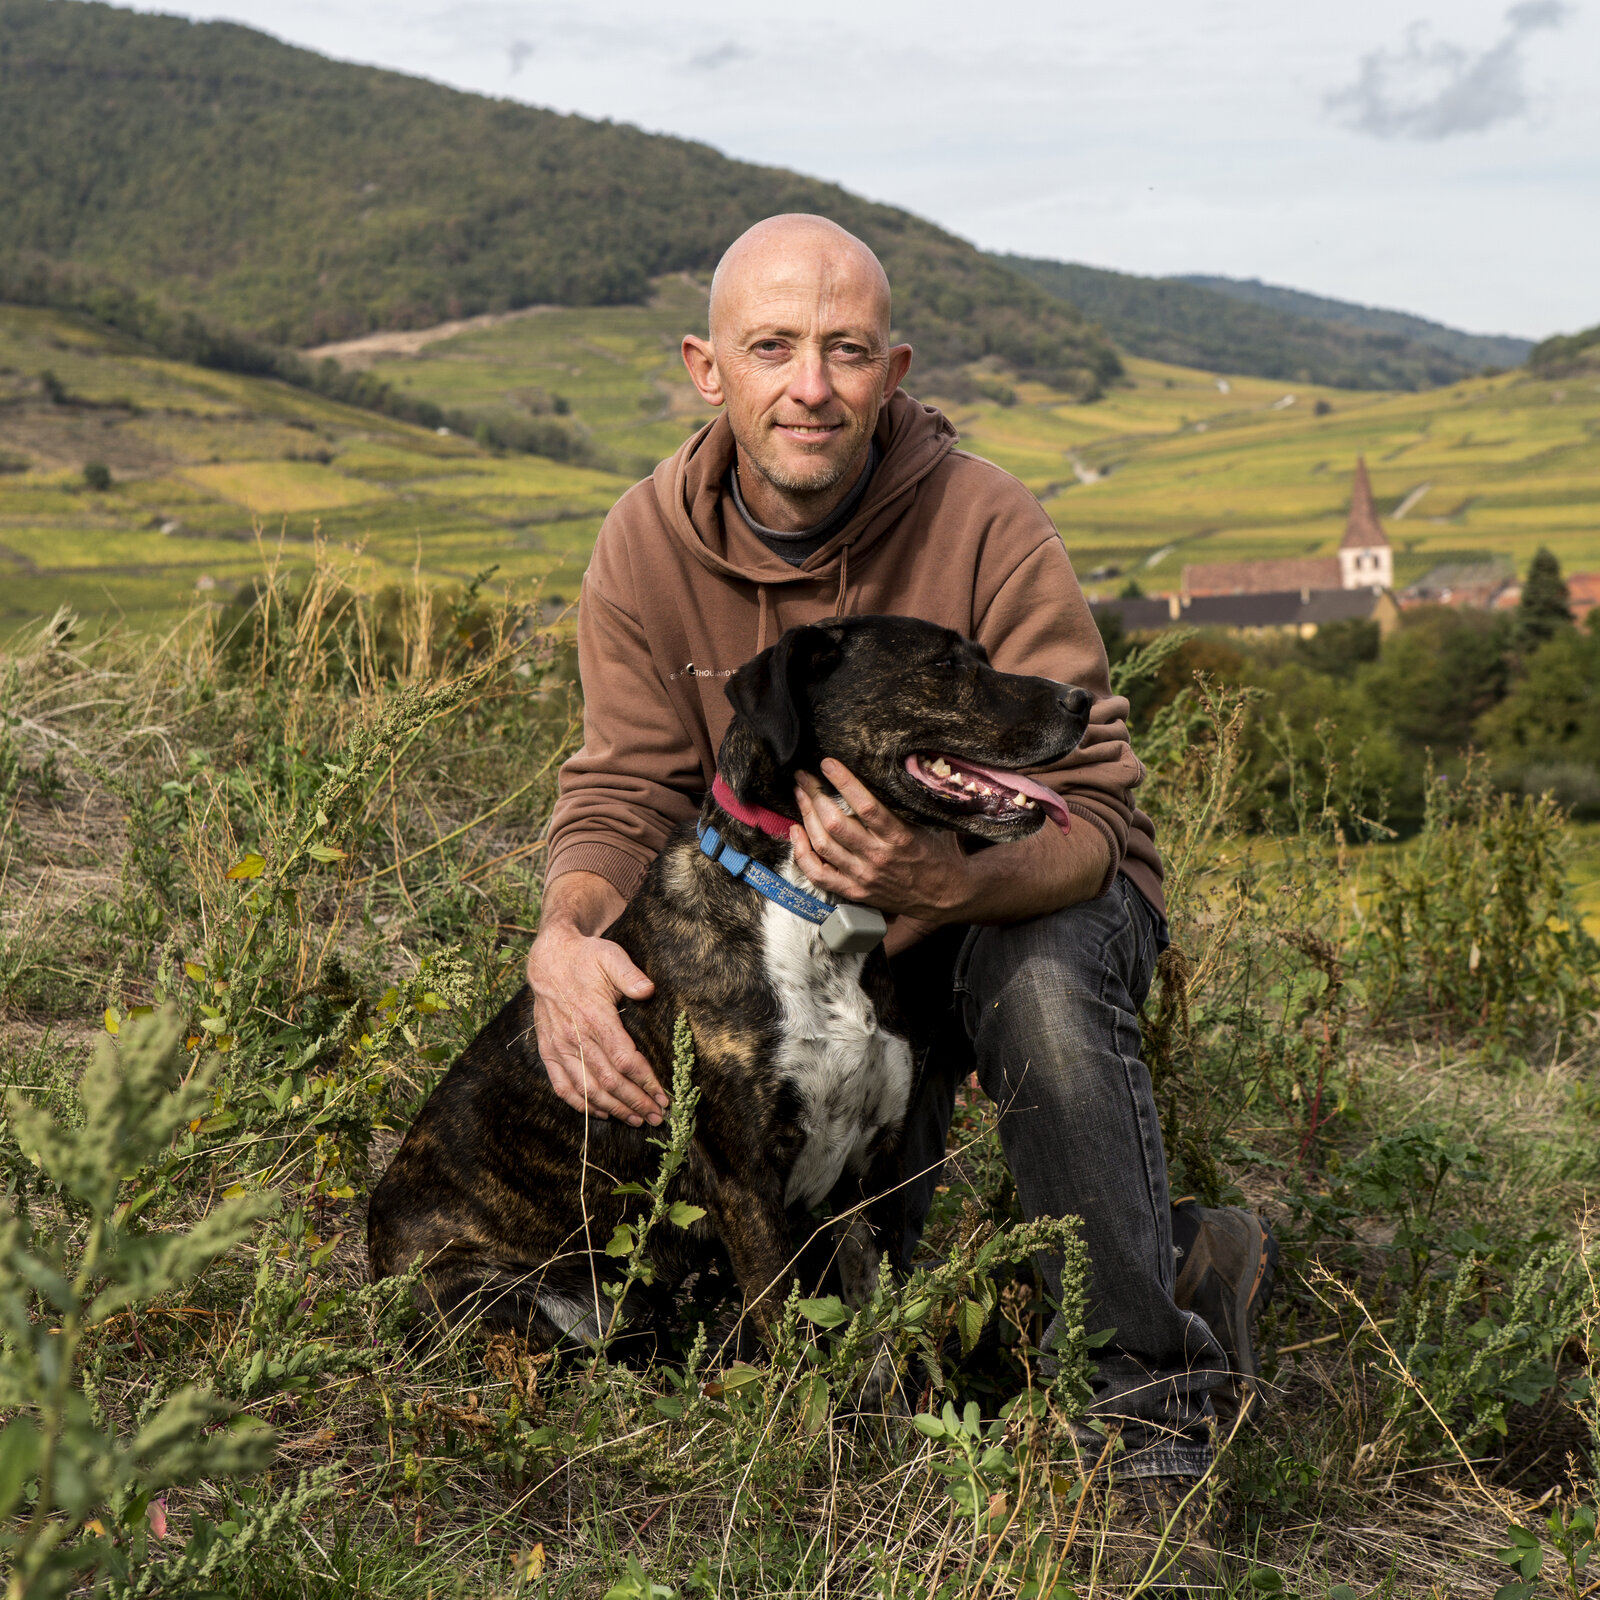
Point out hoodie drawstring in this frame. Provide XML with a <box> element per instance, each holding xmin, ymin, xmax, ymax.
<box><xmin>756</xmin><ymin>584</ymin><xmax>770</xmax><ymax>655</ymax></box>
<box><xmin>834</xmin><ymin>542</ymin><xmax>850</xmax><ymax>619</ymax></box>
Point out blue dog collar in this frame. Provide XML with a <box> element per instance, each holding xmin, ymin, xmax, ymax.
<box><xmin>696</xmin><ymin>821</ymin><xmax>886</xmax><ymax>953</ymax></box>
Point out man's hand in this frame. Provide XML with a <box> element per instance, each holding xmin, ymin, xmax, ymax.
<box><xmin>791</xmin><ymin>760</ymin><xmax>972</xmax><ymax>920</ymax></box>
<box><xmin>526</xmin><ymin>872</ymin><xmax>668</xmax><ymax>1126</ymax></box>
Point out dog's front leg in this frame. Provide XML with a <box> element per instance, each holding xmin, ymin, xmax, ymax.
<box><xmin>827</xmin><ymin>1146</ymin><xmax>908</xmax><ymax>1415</ymax></box>
<box><xmin>827</xmin><ymin>1136</ymin><xmax>906</xmax><ymax>1306</ymax></box>
<box><xmin>706</xmin><ymin>1188</ymin><xmax>796</xmax><ymax>1347</ymax></box>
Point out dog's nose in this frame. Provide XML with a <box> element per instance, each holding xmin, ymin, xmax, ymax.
<box><xmin>1061</xmin><ymin>688</ymin><xmax>1092</xmax><ymax>719</ymax></box>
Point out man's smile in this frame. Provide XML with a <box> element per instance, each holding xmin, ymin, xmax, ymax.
<box><xmin>772</xmin><ymin>420</ymin><xmax>844</xmax><ymax>442</ymax></box>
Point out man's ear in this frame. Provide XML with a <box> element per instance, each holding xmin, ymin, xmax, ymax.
<box><xmin>681</xmin><ymin>334</ymin><xmax>724</xmax><ymax>407</ymax></box>
<box><xmin>723</xmin><ymin>625</ymin><xmax>842</xmax><ymax>784</ymax></box>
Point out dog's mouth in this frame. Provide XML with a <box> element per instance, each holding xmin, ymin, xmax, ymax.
<box><xmin>905</xmin><ymin>754</ymin><xmax>1072</xmax><ymax>834</ymax></box>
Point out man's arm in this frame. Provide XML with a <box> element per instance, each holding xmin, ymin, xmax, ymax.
<box><xmin>536</xmin><ymin>510</ymin><xmax>705</xmax><ymax>1125</ymax></box>
<box><xmin>791</xmin><ymin>759</ymin><xmax>1112</xmax><ymax>953</ymax></box>
<box><xmin>526</xmin><ymin>871</ymin><xmax>669</xmax><ymax>1126</ymax></box>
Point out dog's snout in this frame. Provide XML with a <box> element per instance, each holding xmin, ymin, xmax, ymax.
<box><xmin>1061</xmin><ymin>688</ymin><xmax>1092</xmax><ymax>720</ymax></box>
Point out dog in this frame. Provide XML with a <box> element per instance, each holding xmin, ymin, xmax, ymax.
<box><xmin>367</xmin><ymin>614</ymin><xmax>1090</xmax><ymax>1355</ymax></box>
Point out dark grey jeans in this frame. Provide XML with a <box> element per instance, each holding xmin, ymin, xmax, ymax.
<box><xmin>892</xmin><ymin>874</ymin><xmax>1225</xmax><ymax>1479</ymax></box>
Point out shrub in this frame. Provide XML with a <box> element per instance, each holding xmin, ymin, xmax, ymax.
<box><xmin>0</xmin><ymin>1011</ymin><xmax>279</xmax><ymax>1597</ymax></box>
<box><xmin>81</xmin><ymin>461</ymin><xmax>111</xmax><ymax>492</ymax></box>
<box><xmin>1362</xmin><ymin>762</ymin><xmax>1600</xmax><ymax>1044</ymax></box>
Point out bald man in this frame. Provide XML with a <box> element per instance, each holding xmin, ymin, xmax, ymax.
<box><xmin>529</xmin><ymin>215</ymin><xmax>1272</xmax><ymax>1554</ymax></box>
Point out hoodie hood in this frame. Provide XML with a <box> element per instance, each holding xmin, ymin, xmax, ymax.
<box><xmin>655</xmin><ymin>389</ymin><xmax>959</xmax><ymax>589</ymax></box>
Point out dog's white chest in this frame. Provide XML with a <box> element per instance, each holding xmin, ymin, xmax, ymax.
<box><xmin>760</xmin><ymin>881</ymin><xmax>913</xmax><ymax>1210</ymax></box>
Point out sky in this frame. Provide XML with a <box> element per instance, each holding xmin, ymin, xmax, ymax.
<box><xmin>124</xmin><ymin>0</ymin><xmax>1600</xmax><ymax>338</ymax></box>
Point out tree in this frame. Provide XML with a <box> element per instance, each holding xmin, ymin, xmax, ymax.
<box><xmin>1362</xmin><ymin>605</ymin><xmax>1512</xmax><ymax>755</ymax></box>
<box><xmin>1294</xmin><ymin>617</ymin><xmax>1380</xmax><ymax>678</ymax></box>
<box><xmin>1518</xmin><ymin>547</ymin><xmax>1572</xmax><ymax>646</ymax></box>
<box><xmin>81</xmin><ymin>461</ymin><xmax>111</xmax><ymax>491</ymax></box>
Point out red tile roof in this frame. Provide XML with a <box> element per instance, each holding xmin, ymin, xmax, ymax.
<box><xmin>1183</xmin><ymin>557</ymin><xmax>1342</xmax><ymax>597</ymax></box>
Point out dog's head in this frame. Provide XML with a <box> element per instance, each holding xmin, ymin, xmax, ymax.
<box><xmin>718</xmin><ymin>615</ymin><xmax>1092</xmax><ymax>842</ymax></box>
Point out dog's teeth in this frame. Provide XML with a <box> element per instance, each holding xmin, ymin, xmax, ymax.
<box><xmin>930</xmin><ymin>757</ymin><xmax>951</xmax><ymax>778</ymax></box>
<box><xmin>1015</xmin><ymin>792</ymin><xmax>1030</xmax><ymax>805</ymax></box>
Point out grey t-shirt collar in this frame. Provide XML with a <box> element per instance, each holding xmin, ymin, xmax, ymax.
<box><xmin>729</xmin><ymin>440</ymin><xmax>880</xmax><ymax>568</ymax></box>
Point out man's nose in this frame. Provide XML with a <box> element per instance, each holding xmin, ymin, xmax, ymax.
<box><xmin>788</xmin><ymin>349</ymin><xmax>833</xmax><ymax>410</ymax></box>
<box><xmin>1061</xmin><ymin>688</ymin><xmax>1092</xmax><ymax>719</ymax></box>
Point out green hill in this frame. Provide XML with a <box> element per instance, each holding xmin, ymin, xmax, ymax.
<box><xmin>0</xmin><ymin>301</ymin><xmax>634</xmax><ymax>627</ymax></box>
<box><xmin>1178</xmin><ymin>276</ymin><xmax>1533</xmax><ymax>371</ymax></box>
<box><xmin>0</xmin><ymin>0</ymin><xmax>1117</xmax><ymax>396</ymax></box>
<box><xmin>1001</xmin><ymin>256</ymin><xmax>1518</xmax><ymax>390</ymax></box>
<box><xmin>6</xmin><ymin>281</ymin><xmax>1595</xmax><ymax>634</ymax></box>
<box><xmin>1530</xmin><ymin>322</ymin><xmax>1600</xmax><ymax>376</ymax></box>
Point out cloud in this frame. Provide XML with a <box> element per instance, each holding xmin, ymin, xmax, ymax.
<box><xmin>686</xmin><ymin>41</ymin><xmax>749</xmax><ymax>71</ymax></box>
<box><xmin>1325</xmin><ymin>2</ymin><xmax>1570</xmax><ymax>139</ymax></box>
<box><xmin>506</xmin><ymin>37</ymin><xmax>533</xmax><ymax>75</ymax></box>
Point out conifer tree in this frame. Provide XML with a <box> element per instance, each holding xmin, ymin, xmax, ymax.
<box><xmin>1518</xmin><ymin>547</ymin><xmax>1573</xmax><ymax>645</ymax></box>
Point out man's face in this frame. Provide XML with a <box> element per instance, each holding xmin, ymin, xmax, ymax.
<box><xmin>684</xmin><ymin>241</ymin><xmax>911</xmax><ymax>501</ymax></box>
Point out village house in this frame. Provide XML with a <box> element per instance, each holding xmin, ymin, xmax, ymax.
<box><xmin>1399</xmin><ymin>563</ymin><xmax>1600</xmax><ymax>620</ymax></box>
<box><xmin>1399</xmin><ymin>561</ymin><xmax>1518</xmax><ymax>611</ymax></box>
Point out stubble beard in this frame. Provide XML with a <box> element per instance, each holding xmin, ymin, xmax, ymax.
<box><xmin>740</xmin><ymin>416</ymin><xmax>870</xmax><ymax>498</ymax></box>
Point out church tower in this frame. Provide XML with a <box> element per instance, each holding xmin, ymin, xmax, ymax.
<box><xmin>1338</xmin><ymin>457</ymin><xmax>1393</xmax><ymax>590</ymax></box>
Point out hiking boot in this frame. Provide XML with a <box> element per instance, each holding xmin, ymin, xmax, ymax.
<box><xmin>1172</xmin><ymin>1201</ymin><xmax>1278</xmax><ymax>1427</ymax></box>
<box><xmin>1102</xmin><ymin>1473</ymin><xmax>1223</xmax><ymax>1594</ymax></box>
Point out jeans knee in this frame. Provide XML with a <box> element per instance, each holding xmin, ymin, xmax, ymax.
<box><xmin>975</xmin><ymin>965</ymin><xmax>1145</xmax><ymax>1113</ymax></box>
<box><xmin>960</xmin><ymin>884</ymin><xmax>1151</xmax><ymax>1041</ymax></box>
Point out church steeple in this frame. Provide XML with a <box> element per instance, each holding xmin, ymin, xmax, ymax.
<box><xmin>1338</xmin><ymin>457</ymin><xmax>1393</xmax><ymax>589</ymax></box>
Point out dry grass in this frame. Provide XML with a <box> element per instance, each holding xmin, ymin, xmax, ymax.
<box><xmin>0</xmin><ymin>563</ymin><xmax>1596</xmax><ymax>1598</ymax></box>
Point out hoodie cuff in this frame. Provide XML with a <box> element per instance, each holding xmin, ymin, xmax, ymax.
<box><xmin>545</xmin><ymin>839</ymin><xmax>651</xmax><ymax>902</ymax></box>
<box><xmin>1065</xmin><ymin>802</ymin><xmax>1122</xmax><ymax>899</ymax></box>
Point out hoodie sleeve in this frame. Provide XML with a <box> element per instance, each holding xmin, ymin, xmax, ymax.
<box><xmin>544</xmin><ymin>561</ymin><xmax>704</xmax><ymax>900</ymax></box>
<box><xmin>972</xmin><ymin>528</ymin><xmax>1147</xmax><ymax>900</ymax></box>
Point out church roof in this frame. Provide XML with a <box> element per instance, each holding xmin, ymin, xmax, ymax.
<box><xmin>1340</xmin><ymin>457</ymin><xmax>1389</xmax><ymax>550</ymax></box>
<box><xmin>1183</xmin><ymin>557</ymin><xmax>1341</xmax><ymax>597</ymax></box>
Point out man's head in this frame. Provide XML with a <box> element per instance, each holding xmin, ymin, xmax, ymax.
<box><xmin>682</xmin><ymin>215</ymin><xmax>913</xmax><ymax>523</ymax></box>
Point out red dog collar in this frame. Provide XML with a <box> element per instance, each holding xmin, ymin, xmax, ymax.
<box><xmin>711</xmin><ymin>773</ymin><xmax>795</xmax><ymax>841</ymax></box>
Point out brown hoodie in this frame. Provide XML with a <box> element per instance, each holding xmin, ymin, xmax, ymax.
<box><xmin>546</xmin><ymin>391</ymin><xmax>1165</xmax><ymax>916</ymax></box>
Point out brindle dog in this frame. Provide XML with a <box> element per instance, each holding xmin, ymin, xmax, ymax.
<box><xmin>368</xmin><ymin>615</ymin><xmax>1090</xmax><ymax>1352</ymax></box>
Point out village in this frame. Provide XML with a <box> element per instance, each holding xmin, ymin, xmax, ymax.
<box><xmin>1091</xmin><ymin>457</ymin><xmax>1600</xmax><ymax>640</ymax></box>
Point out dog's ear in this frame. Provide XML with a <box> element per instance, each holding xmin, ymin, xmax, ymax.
<box><xmin>722</xmin><ymin>625</ymin><xmax>843</xmax><ymax>795</ymax></box>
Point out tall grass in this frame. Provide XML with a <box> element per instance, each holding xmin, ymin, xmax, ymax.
<box><xmin>0</xmin><ymin>560</ymin><xmax>1596</xmax><ymax>1597</ymax></box>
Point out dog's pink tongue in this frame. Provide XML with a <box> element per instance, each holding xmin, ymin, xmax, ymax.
<box><xmin>910</xmin><ymin>757</ymin><xmax>1073</xmax><ymax>835</ymax></box>
<box><xmin>967</xmin><ymin>763</ymin><xmax>1073</xmax><ymax>835</ymax></box>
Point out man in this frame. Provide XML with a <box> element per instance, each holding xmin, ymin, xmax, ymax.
<box><xmin>527</xmin><ymin>214</ymin><xmax>1272</xmax><ymax>1555</ymax></box>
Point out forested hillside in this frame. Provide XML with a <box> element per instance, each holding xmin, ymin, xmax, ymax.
<box><xmin>1531</xmin><ymin>321</ymin><xmax>1600</xmax><ymax>375</ymax></box>
<box><xmin>0</xmin><ymin>0</ymin><xmax>1118</xmax><ymax>395</ymax></box>
<box><xmin>1001</xmin><ymin>256</ymin><xmax>1504</xmax><ymax>390</ymax></box>
<box><xmin>1179</xmin><ymin>275</ymin><xmax>1532</xmax><ymax>370</ymax></box>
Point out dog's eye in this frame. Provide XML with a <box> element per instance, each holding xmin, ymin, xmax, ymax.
<box><xmin>929</xmin><ymin>655</ymin><xmax>956</xmax><ymax>670</ymax></box>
